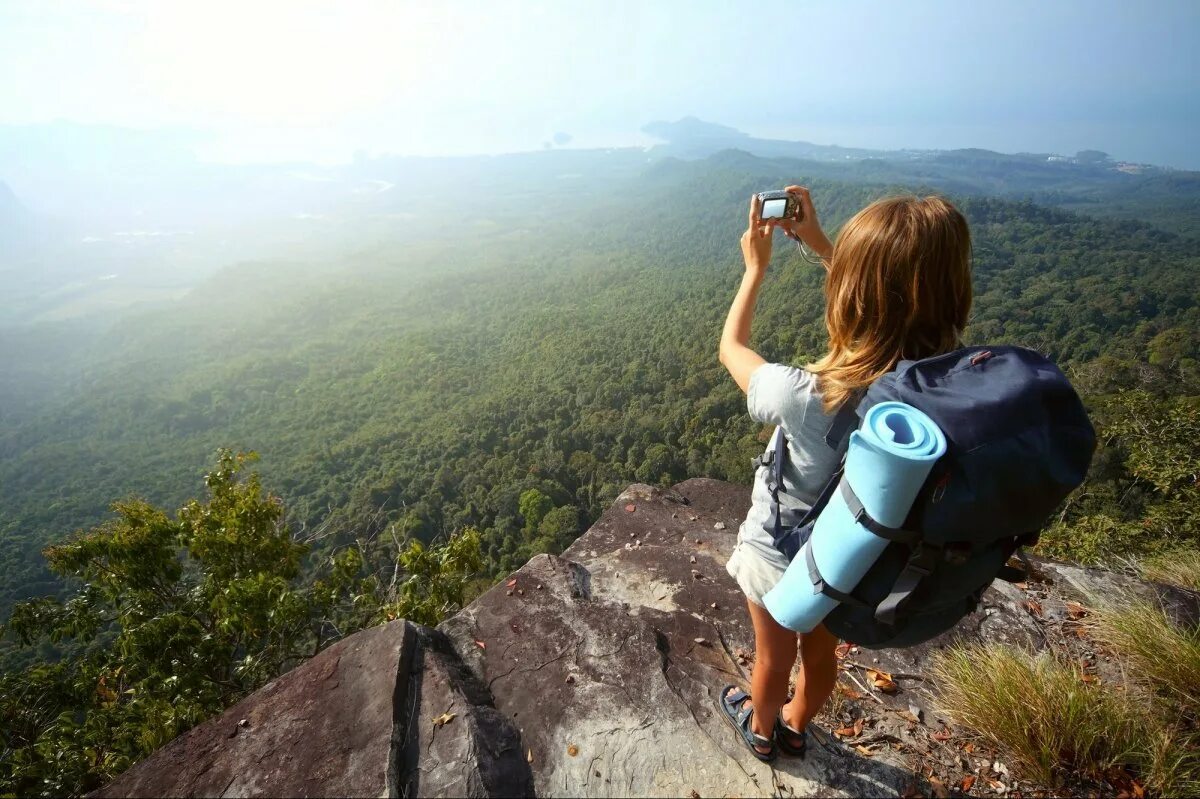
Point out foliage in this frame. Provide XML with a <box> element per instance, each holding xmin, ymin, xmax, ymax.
<box><xmin>1040</xmin><ymin>388</ymin><xmax>1199</xmax><ymax>564</ymax></box>
<box><xmin>931</xmin><ymin>637</ymin><xmax>1198</xmax><ymax>794</ymax></box>
<box><xmin>0</xmin><ymin>450</ymin><xmax>481</xmax><ymax>796</ymax></box>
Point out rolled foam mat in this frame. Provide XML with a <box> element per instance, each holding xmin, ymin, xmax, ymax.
<box><xmin>763</xmin><ymin>401</ymin><xmax>947</xmax><ymax>632</ymax></box>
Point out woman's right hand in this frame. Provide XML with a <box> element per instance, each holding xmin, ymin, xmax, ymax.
<box><xmin>776</xmin><ymin>185</ymin><xmax>833</xmax><ymax>260</ymax></box>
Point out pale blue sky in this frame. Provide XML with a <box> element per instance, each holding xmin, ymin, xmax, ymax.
<box><xmin>1</xmin><ymin>0</ymin><xmax>1197</xmax><ymax>167</ymax></box>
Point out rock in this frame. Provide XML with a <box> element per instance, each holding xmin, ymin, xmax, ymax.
<box><xmin>92</xmin><ymin>478</ymin><xmax>1190</xmax><ymax>798</ymax></box>
<box><xmin>92</xmin><ymin>620</ymin><xmax>417</xmax><ymax>798</ymax></box>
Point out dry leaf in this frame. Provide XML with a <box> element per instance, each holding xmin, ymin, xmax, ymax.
<box><xmin>959</xmin><ymin>774</ymin><xmax>976</xmax><ymax>792</ymax></box>
<box><xmin>963</xmin><ymin>742</ymin><xmax>976</xmax><ymax>754</ymax></box>
<box><xmin>1023</xmin><ymin>599</ymin><xmax>1044</xmax><ymax>617</ymax></box>
<box><xmin>866</xmin><ymin>668</ymin><xmax>898</xmax><ymax>693</ymax></box>
<box><xmin>431</xmin><ymin>712</ymin><xmax>456</xmax><ymax>727</ymax></box>
<box><xmin>567</xmin><ymin>744</ymin><xmax>579</xmax><ymax>757</ymax></box>
<box><xmin>931</xmin><ymin>726</ymin><xmax>952</xmax><ymax>742</ymax></box>
<box><xmin>506</xmin><ymin>578</ymin><xmax>518</xmax><ymax>588</ymax></box>
<box><xmin>624</xmin><ymin>504</ymin><xmax>636</xmax><ymax>513</ymax></box>
<box><xmin>1080</xmin><ymin>673</ymin><xmax>1100</xmax><ymax>684</ymax></box>
<box><xmin>854</xmin><ymin>744</ymin><xmax>874</xmax><ymax>757</ymax></box>
<box><xmin>834</xmin><ymin>724</ymin><xmax>858</xmax><ymax>738</ymax></box>
<box><xmin>1066</xmin><ymin>600</ymin><xmax>1087</xmax><ymax>620</ymax></box>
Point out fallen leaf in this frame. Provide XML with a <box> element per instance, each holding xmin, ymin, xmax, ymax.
<box><xmin>1023</xmin><ymin>599</ymin><xmax>1044</xmax><ymax>617</ymax></box>
<box><xmin>1065</xmin><ymin>601</ymin><xmax>1087</xmax><ymax>620</ymax></box>
<box><xmin>474</xmin><ymin>639</ymin><xmax>486</xmax><ymax>649</ymax></box>
<box><xmin>624</xmin><ymin>504</ymin><xmax>636</xmax><ymax>513</ymax></box>
<box><xmin>834</xmin><ymin>725</ymin><xmax>858</xmax><ymax>738</ymax></box>
<box><xmin>854</xmin><ymin>744</ymin><xmax>874</xmax><ymax>757</ymax></box>
<box><xmin>431</xmin><ymin>712</ymin><xmax>456</xmax><ymax>727</ymax></box>
<box><xmin>962</xmin><ymin>742</ymin><xmax>976</xmax><ymax>754</ymax></box>
<box><xmin>960</xmin><ymin>774</ymin><xmax>977</xmax><ymax>793</ymax></box>
<box><xmin>907</xmin><ymin>703</ymin><xmax>924</xmax><ymax>723</ymax></box>
<box><xmin>567</xmin><ymin>744</ymin><xmax>579</xmax><ymax>757</ymax></box>
<box><xmin>1080</xmin><ymin>673</ymin><xmax>1100</xmax><ymax>684</ymax></box>
<box><xmin>866</xmin><ymin>668</ymin><xmax>898</xmax><ymax>693</ymax></box>
<box><xmin>506</xmin><ymin>578</ymin><xmax>518</xmax><ymax>588</ymax></box>
<box><xmin>1132</xmin><ymin>779</ymin><xmax>1146</xmax><ymax>799</ymax></box>
<box><xmin>931</xmin><ymin>726</ymin><xmax>952</xmax><ymax>742</ymax></box>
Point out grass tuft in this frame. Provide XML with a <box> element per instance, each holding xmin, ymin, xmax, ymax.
<box><xmin>929</xmin><ymin>644</ymin><xmax>1142</xmax><ymax>786</ymax></box>
<box><xmin>1140</xmin><ymin>549</ymin><xmax>1200</xmax><ymax>592</ymax></box>
<box><xmin>933</xmin><ymin>597</ymin><xmax>1200</xmax><ymax>795</ymax></box>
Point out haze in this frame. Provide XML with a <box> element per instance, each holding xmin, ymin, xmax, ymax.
<box><xmin>2</xmin><ymin>0</ymin><xmax>1197</xmax><ymax>168</ymax></box>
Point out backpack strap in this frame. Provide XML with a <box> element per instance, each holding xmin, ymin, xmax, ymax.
<box><xmin>823</xmin><ymin>396</ymin><xmax>860</xmax><ymax>449</ymax></box>
<box><xmin>875</xmin><ymin>542</ymin><xmax>942</xmax><ymax>625</ymax></box>
<box><xmin>805</xmin><ymin>543</ymin><xmax>874</xmax><ymax>611</ymax></box>
<box><xmin>761</xmin><ymin>425</ymin><xmax>787</xmax><ymax>548</ymax></box>
<box><xmin>838</xmin><ymin>481</ymin><xmax>921</xmax><ymax>545</ymax></box>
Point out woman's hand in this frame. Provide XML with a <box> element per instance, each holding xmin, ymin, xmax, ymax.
<box><xmin>740</xmin><ymin>193</ymin><xmax>775</xmax><ymax>276</ymax></box>
<box><xmin>775</xmin><ymin>185</ymin><xmax>833</xmax><ymax>260</ymax></box>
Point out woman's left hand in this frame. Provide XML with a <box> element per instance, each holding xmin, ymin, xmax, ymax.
<box><xmin>740</xmin><ymin>193</ymin><xmax>775</xmax><ymax>276</ymax></box>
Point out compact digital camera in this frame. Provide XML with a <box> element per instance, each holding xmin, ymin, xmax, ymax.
<box><xmin>755</xmin><ymin>189</ymin><xmax>803</xmax><ymax>224</ymax></box>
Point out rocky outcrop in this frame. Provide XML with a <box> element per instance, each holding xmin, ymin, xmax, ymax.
<box><xmin>92</xmin><ymin>478</ymin><xmax>1198</xmax><ymax>798</ymax></box>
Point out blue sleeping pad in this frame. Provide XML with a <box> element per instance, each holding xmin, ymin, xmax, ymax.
<box><xmin>763</xmin><ymin>402</ymin><xmax>946</xmax><ymax>632</ymax></box>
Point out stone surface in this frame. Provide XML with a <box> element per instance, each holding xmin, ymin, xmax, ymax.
<box><xmin>92</xmin><ymin>619</ymin><xmax>415</xmax><ymax>798</ymax></box>
<box><xmin>90</xmin><ymin>478</ymin><xmax>1200</xmax><ymax>798</ymax></box>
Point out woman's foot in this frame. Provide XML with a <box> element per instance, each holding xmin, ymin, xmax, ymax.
<box><xmin>775</xmin><ymin>709</ymin><xmax>808</xmax><ymax>757</ymax></box>
<box><xmin>717</xmin><ymin>685</ymin><xmax>777</xmax><ymax>761</ymax></box>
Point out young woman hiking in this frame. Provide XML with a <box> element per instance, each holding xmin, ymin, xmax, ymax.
<box><xmin>716</xmin><ymin>186</ymin><xmax>973</xmax><ymax>761</ymax></box>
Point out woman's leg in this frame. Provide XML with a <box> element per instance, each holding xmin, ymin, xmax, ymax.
<box><xmin>741</xmin><ymin>598</ymin><xmax>799</xmax><ymax>751</ymax></box>
<box><xmin>780</xmin><ymin>623</ymin><xmax>838</xmax><ymax>733</ymax></box>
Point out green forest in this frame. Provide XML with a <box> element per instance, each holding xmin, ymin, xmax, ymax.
<box><xmin>1</xmin><ymin>150</ymin><xmax>1198</xmax><ymax>794</ymax></box>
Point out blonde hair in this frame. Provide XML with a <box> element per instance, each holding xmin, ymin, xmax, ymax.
<box><xmin>808</xmin><ymin>195</ymin><xmax>973</xmax><ymax>414</ymax></box>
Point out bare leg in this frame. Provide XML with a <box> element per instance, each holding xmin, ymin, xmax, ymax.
<box><xmin>780</xmin><ymin>623</ymin><xmax>838</xmax><ymax>735</ymax></box>
<box><xmin>739</xmin><ymin>599</ymin><xmax>799</xmax><ymax>753</ymax></box>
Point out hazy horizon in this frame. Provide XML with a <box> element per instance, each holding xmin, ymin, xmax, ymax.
<box><xmin>2</xmin><ymin>0</ymin><xmax>1197</xmax><ymax>170</ymax></box>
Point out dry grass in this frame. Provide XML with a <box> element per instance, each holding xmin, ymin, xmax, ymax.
<box><xmin>1140</xmin><ymin>549</ymin><xmax>1200</xmax><ymax>592</ymax></box>
<box><xmin>932</xmin><ymin>598</ymin><xmax>1200</xmax><ymax>795</ymax></box>
<box><xmin>929</xmin><ymin>644</ymin><xmax>1142</xmax><ymax>787</ymax></box>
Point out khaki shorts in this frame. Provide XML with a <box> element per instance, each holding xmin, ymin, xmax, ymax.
<box><xmin>725</xmin><ymin>520</ymin><xmax>791</xmax><ymax>608</ymax></box>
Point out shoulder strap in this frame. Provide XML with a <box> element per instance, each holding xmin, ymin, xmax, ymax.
<box><xmin>823</xmin><ymin>393</ymin><xmax>861</xmax><ymax>449</ymax></box>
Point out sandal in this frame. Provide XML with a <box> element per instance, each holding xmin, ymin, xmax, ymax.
<box><xmin>774</xmin><ymin>713</ymin><xmax>808</xmax><ymax>757</ymax></box>
<box><xmin>717</xmin><ymin>685</ymin><xmax>777</xmax><ymax>762</ymax></box>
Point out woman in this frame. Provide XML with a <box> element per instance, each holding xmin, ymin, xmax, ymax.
<box><xmin>716</xmin><ymin>186</ymin><xmax>973</xmax><ymax>761</ymax></box>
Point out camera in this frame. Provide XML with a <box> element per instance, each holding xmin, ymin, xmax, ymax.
<box><xmin>756</xmin><ymin>190</ymin><xmax>803</xmax><ymax>223</ymax></box>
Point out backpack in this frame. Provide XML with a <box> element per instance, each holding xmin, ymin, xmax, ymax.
<box><xmin>757</xmin><ymin>345</ymin><xmax>1096</xmax><ymax>649</ymax></box>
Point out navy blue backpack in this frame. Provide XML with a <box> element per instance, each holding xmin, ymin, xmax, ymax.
<box><xmin>757</xmin><ymin>345</ymin><xmax>1096</xmax><ymax>649</ymax></box>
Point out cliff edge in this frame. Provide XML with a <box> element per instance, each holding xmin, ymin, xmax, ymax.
<box><xmin>91</xmin><ymin>478</ymin><xmax>1194</xmax><ymax>798</ymax></box>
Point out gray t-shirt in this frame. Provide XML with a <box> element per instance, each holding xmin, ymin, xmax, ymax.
<box><xmin>737</xmin><ymin>362</ymin><xmax>849</xmax><ymax>564</ymax></box>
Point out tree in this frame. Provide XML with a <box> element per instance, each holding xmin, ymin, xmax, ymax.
<box><xmin>518</xmin><ymin>488</ymin><xmax>553</xmax><ymax>534</ymax></box>
<box><xmin>0</xmin><ymin>450</ymin><xmax>483</xmax><ymax>796</ymax></box>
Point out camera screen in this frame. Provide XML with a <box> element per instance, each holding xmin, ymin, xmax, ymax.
<box><xmin>761</xmin><ymin>198</ymin><xmax>788</xmax><ymax>219</ymax></box>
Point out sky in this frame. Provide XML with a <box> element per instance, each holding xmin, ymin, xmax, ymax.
<box><xmin>1</xmin><ymin>0</ymin><xmax>1198</xmax><ymax>168</ymax></box>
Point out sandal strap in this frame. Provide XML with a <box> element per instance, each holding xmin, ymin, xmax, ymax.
<box><xmin>721</xmin><ymin>687</ymin><xmax>774</xmax><ymax>749</ymax></box>
<box><xmin>777</xmin><ymin>713</ymin><xmax>805</xmax><ymax>737</ymax></box>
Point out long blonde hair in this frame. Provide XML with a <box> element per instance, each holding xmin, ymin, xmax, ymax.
<box><xmin>808</xmin><ymin>195</ymin><xmax>973</xmax><ymax>413</ymax></box>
